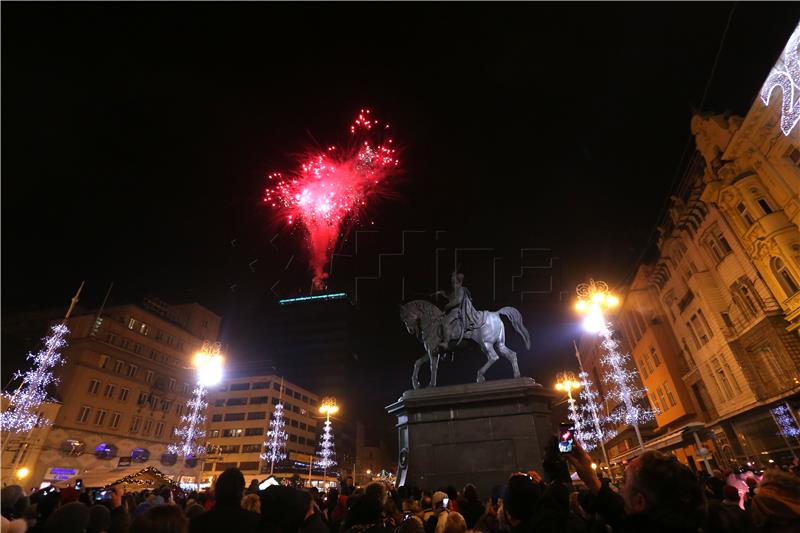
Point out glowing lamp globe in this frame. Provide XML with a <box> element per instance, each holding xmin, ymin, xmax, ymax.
<box><xmin>583</xmin><ymin>309</ymin><xmax>605</xmax><ymax>333</ymax></box>
<box><xmin>575</xmin><ymin>300</ymin><xmax>587</xmax><ymax>312</ymax></box>
<box><xmin>16</xmin><ymin>467</ymin><xmax>30</xmax><ymax>480</ymax></box>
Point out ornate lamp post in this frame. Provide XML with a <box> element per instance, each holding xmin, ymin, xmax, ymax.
<box><xmin>575</xmin><ymin>279</ymin><xmax>652</xmax><ymax>451</ymax></box>
<box><xmin>170</xmin><ymin>342</ymin><xmax>224</xmax><ymax>484</ymax></box>
<box><xmin>317</xmin><ymin>397</ymin><xmax>339</xmax><ymax>490</ymax></box>
<box><xmin>555</xmin><ymin>370</ymin><xmax>585</xmax><ymax>446</ymax></box>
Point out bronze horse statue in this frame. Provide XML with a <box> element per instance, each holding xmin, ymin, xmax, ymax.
<box><xmin>399</xmin><ymin>298</ymin><xmax>530</xmax><ymax>389</ymax></box>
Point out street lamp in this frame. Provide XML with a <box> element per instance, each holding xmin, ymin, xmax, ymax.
<box><xmin>15</xmin><ymin>467</ymin><xmax>30</xmax><ymax>480</ymax></box>
<box><xmin>575</xmin><ymin>279</ymin><xmax>650</xmax><ymax>451</ymax></box>
<box><xmin>170</xmin><ymin>342</ymin><xmax>224</xmax><ymax>487</ymax></box>
<box><xmin>555</xmin><ymin>371</ymin><xmax>587</xmax><ymax>451</ymax></box>
<box><xmin>317</xmin><ymin>397</ymin><xmax>339</xmax><ymax>490</ymax></box>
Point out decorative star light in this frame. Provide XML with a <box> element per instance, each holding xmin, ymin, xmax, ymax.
<box><xmin>760</xmin><ymin>22</ymin><xmax>800</xmax><ymax>136</ymax></box>
<box><xmin>771</xmin><ymin>403</ymin><xmax>800</xmax><ymax>438</ymax></box>
<box><xmin>578</xmin><ymin>370</ymin><xmax>617</xmax><ymax>450</ymax></box>
<box><xmin>599</xmin><ymin>330</ymin><xmax>657</xmax><ymax>427</ymax></box>
<box><xmin>168</xmin><ymin>385</ymin><xmax>209</xmax><ymax>458</ymax></box>
<box><xmin>1</xmin><ymin>324</ymin><xmax>70</xmax><ymax>433</ymax></box>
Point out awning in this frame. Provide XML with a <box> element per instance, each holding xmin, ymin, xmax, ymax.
<box><xmin>53</xmin><ymin>466</ymin><xmax>173</xmax><ymax>489</ymax></box>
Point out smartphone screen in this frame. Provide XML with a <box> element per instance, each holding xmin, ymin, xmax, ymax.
<box><xmin>442</xmin><ymin>498</ymin><xmax>449</xmax><ymax>507</ymax></box>
<box><xmin>558</xmin><ymin>423</ymin><xmax>575</xmax><ymax>453</ymax></box>
<box><xmin>75</xmin><ymin>479</ymin><xmax>83</xmax><ymax>490</ymax></box>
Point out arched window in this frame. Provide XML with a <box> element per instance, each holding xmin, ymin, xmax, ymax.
<box><xmin>160</xmin><ymin>452</ymin><xmax>178</xmax><ymax>466</ymax></box>
<box><xmin>772</xmin><ymin>257</ymin><xmax>800</xmax><ymax>297</ymax></box>
<box><xmin>60</xmin><ymin>439</ymin><xmax>86</xmax><ymax>457</ymax></box>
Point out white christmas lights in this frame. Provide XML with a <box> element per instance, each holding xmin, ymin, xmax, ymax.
<box><xmin>771</xmin><ymin>403</ymin><xmax>800</xmax><ymax>439</ymax></box>
<box><xmin>168</xmin><ymin>384</ymin><xmax>209</xmax><ymax>458</ymax></box>
<box><xmin>261</xmin><ymin>403</ymin><xmax>288</xmax><ymax>467</ymax></box>
<box><xmin>316</xmin><ymin>419</ymin><xmax>337</xmax><ymax>470</ymax></box>
<box><xmin>760</xmin><ymin>22</ymin><xmax>800</xmax><ymax>136</ymax></box>
<box><xmin>577</xmin><ymin>370</ymin><xmax>617</xmax><ymax>451</ymax></box>
<box><xmin>1</xmin><ymin>324</ymin><xmax>70</xmax><ymax>433</ymax></box>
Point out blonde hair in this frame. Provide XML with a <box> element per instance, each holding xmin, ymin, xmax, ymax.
<box><xmin>442</xmin><ymin>512</ymin><xmax>466</xmax><ymax>533</ymax></box>
<box><xmin>242</xmin><ymin>493</ymin><xmax>261</xmax><ymax>514</ymax></box>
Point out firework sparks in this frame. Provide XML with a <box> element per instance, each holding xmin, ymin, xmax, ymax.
<box><xmin>264</xmin><ymin>109</ymin><xmax>399</xmax><ymax>289</ymax></box>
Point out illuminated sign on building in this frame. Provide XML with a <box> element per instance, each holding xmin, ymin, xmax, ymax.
<box><xmin>761</xmin><ymin>22</ymin><xmax>800</xmax><ymax>136</ymax></box>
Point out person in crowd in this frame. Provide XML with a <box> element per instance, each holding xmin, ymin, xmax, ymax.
<box><xmin>342</xmin><ymin>483</ymin><xmax>393</xmax><ymax>533</ymax></box>
<box><xmin>704</xmin><ymin>484</ymin><xmax>752</xmax><ymax>533</ymax></box>
<box><xmin>443</xmin><ymin>488</ymin><xmax>460</xmax><ymax>514</ymax></box>
<box><xmin>322</xmin><ymin>488</ymin><xmax>339</xmax><ymax>526</ymax></box>
<box><xmin>500</xmin><ymin>473</ymin><xmax>542</xmax><ymax>533</ymax></box>
<box><xmin>472</xmin><ymin>486</ymin><xmax>507</xmax><ymax>533</ymax></box>
<box><xmin>130</xmin><ymin>505</ymin><xmax>187</xmax><ymax>533</ymax></box>
<box><xmin>242</xmin><ymin>493</ymin><xmax>261</xmax><ymax>514</ymax></box>
<box><xmin>442</xmin><ymin>512</ymin><xmax>466</xmax><ymax>533</ymax></box>
<box><xmin>749</xmin><ymin>469</ymin><xmax>800</xmax><ymax>533</ymax></box>
<box><xmin>184</xmin><ymin>503</ymin><xmax>205</xmax><ymax>521</ymax></box>
<box><xmin>260</xmin><ymin>485</ymin><xmax>307</xmax><ymax>533</ymax></box>
<box><xmin>743</xmin><ymin>476</ymin><xmax>758</xmax><ymax>511</ymax></box>
<box><xmin>87</xmin><ymin>504</ymin><xmax>111</xmax><ymax>533</ymax></box>
<box><xmin>189</xmin><ymin>468</ymin><xmax>259</xmax><ymax>533</ymax></box>
<box><xmin>298</xmin><ymin>490</ymin><xmax>329</xmax><ymax>533</ymax></box>
<box><xmin>44</xmin><ymin>502</ymin><xmax>90</xmax><ymax>533</ymax></box>
<box><xmin>567</xmin><ymin>442</ymin><xmax>705</xmax><ymax>533</ymax></box>
<box><xmin>246</xmin><ymin>480</ymin><xmax>260</xmax><ymax>495</ymax></box>
<box><xmin>705</xmin><ymin>470</ymin><xmax>726</xmax><ymax>501</ymax></box>
<box><xmin>457</xmin><ymin>485</ymin><xmax>482</xmax><ymax>529</ymax></box>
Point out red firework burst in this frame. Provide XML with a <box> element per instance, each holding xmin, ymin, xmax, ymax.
<box><xmin>264</xmin><ymin>109</ymin><xmax>400</xmax><ymax>289</ymax></box>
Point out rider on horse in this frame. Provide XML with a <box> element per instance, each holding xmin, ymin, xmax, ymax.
<box><xmin>434</xmin><ymin>271</ymin><xmax>483</xmax><ymax>351</ymax></box>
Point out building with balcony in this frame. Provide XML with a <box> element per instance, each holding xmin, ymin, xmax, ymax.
<box><xmin>10</xmin><ymin>298</ymin><xmax>222</xmax><ymax>487</ymax></box>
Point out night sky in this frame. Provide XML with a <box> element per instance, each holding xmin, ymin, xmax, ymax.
<box><xmin>3</xmin><ymin>3</ymin><xmax>799</xmax><ymax>436</ymax></box>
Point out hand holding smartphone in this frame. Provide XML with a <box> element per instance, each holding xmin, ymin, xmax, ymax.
<box><xmin>558</xmin><ymin>422</ymin><xmax>575</xmax><ymax>454</ymax></box>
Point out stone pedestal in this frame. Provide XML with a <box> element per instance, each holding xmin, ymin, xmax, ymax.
<box><xmin>386</xmin><ymin>377</ymin><xmax>556</xmax><ymax>494</ymax></box>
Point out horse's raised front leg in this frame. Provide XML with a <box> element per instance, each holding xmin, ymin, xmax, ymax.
<box><xmin>412</xmin><ymin>354</ymin><xmax>427</xmax><ymax>389</ymax></box>
<box><xmin>497</xmin><ymin>343</ymin><xmax>520</xmax><ymax>378</ymax></box>
<box><xmin>429</xmin><ymin>352</ymin><xmax>440</xmax><ymax>387</ymax></box>
<box><xmin>476</xmin><ymin>342</ymin><xmax>499</xmax><ymax>384</ymax></box>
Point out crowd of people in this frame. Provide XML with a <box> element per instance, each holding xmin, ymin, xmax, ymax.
<box><xmin>2</xmin><ymin>441</ymin><xmax>799</xmax><ymax>533</ymax></box>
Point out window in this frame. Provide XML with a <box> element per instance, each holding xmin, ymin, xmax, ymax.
<box><xmin>639</xmin><ymin>359</ymin><xmax>649</xmax><ymax>379</ymax></box>
<box><xmin>250</xmin><ymin>396</ymin><xmax>269</xmax><ymax>405</ymax></box>
<box><xmin>226</xmin><ymin>398</ymin><xmax>248</xmax><ymax>406</ymax></box>
<box><xmin>697</xmin><ymin>309</ymin><xmax>713</xmax><ymax>339</ymax></box>
<box><xmin>244</xmin><ymin>427</ymin><xmax>263</xmax><ymax>436</ymax></box>
<box><xmin>717</xmin><ymin>368</ymin><xmax>734</xmax><ymax>399</ymax></box>
<box><xmin>119</xmin><ymin>387</ymin><xmax>129</xmax><ymax>402</ymax></box>
<box><xmin>107</xmin><ymin>333</ymin><xmax>117</xmax><ymax>345</ymax></box>
<box><xmin>271</xmin><ymin>397</ymin><xmax>279</xmax><ymax>405</ymax></box>
<box><xmin>127</xmin><ymin>364</ymin><xmax>138</xmax><ymax>378</ymax></box>
<box><xmin>247</xmin><ymin>412</ymin><xmax>266</xmax><ymax>420</ymax></box>
<box><xmin>644</xmin><ymin>353</ymin><xmax>654</xmax><ymax>374</ymax></box>
<box><xmin>757</xmin><ymin>198</ymin><xmax>773</xmax><ymax>215</ymax></box>
<box><xmin>292</xmin><ymin>405</ymin><xmax>300</xmax><ymax>414</ymax></box>
<box><xmin>772</xmin><ymin>257</ymin><xmax>800</xmax><ymax>297</ymax></box>
<box><xmin>238</xmin><ymin>461</ymin><xmax>259</xmax><ymax>471</ymax></box>
<box><xmin>294</xmin><ymin>391</ymin><xmax>301</xmax><ymax>399</ymax></box>
<box><xmin>302</xmin><ymin>395</ymin><xmax>309</xmax><ymax>404</ymax></box>
<box><xmin>149</xmin><ymin>350</ymin><xmax>157</xmax><ymax>360</ymax></box>
<box><xmin>220</xmin><ymin>445</ymin><xmax>241</xmax><ymax>454</ymax></box>
<box><xmin>120</xmin><ymin>338</ymin><xmax>129</xmax><ymax>349</ymax></box>
<box><xmin>222</xmin><ymin>428</ymin><xmax>244</xmax><ymax>438</ymax></box>
<box><xmin>130</xmin><ymin>416</ymin><xmax>141</xmax><ymax>433</ymax></box>
<box><xmin>242</xmin><ymin>444</ymin><xmax>261</xmax><ymax>453</ymax></box>
<box><xmin>273</xmin><ymin>382</ymin><xmax>281</xmax><ymax>391</ymax></box>
<box><xmin>145</xmin><ymin>370</ymin><xmax>154</xmax><ymax>384</ymax></box>
<box><xmin>252</xmin><ymin>382</ymin><xmax>269</xmax><ymax>390</ymax></box>
<box><xmin>143</xmin><ymin>419</ymin><xmax>153</xmax><ymax>434</ymax></box>
<box><xmin>212</xmin><ymin>414</ymin><xmax>223</xmax><ymax>422</ymax></box>
<box><xmin>114</xmin><ymin>360</ymin><xmax>124</xmax><ymax>374</ymax></box>
<box><xmin>155</xmin><ymin>422</ymin><xmax>165</xmax><ymax>437</ymax></box>
<box><xmin>289</xmin><ymin>434</ymin><xmax>297</xmax><ymax>442</ymax></box>
<box><xmin>299</xmin><ymin>437</ymin><xmax>306</xmax><ymax>445</ymax></box>
<box><xmin>215</xmin><ymin>399</ymin><xmax>225</xmax><ymax>407</ymax></box>
<box><xmin>786</xmin><ymin>145</ymin><xmax>800</xmax><ymax>166</ymax></box>
<box><xmin>176</xmin><ymin>404</ymin><xmax>184</xmax><ymax>416</ymax></box>
<box><xmin>209</xmin><ymin>429</ymin><xmax>220</xmax><ymax>438</ymax></box>
<box><xmin>88</xmin><ymin>379</ymin><xmax>100</xmax><ymax>395</ymax></box>
<box><xmin>285</xmin><ymin>388</ymin><xmax>294</xmax><ymax>397</ymax></box>
<box><xmin>100</xmin><ymin>354</ymin><xmax>111</xmax><ymax>369</ymax></box>
<box><xmin>160</xmin><ymin>399</ymin><xmax>171</xmax><ymax>412</ymax></box>
<box><xmin>300</xmin><ymin>422</ymin><xmax>307</xmax><ymax>431</ymax></box>
<box><xmin>229</xmin><ymin>383</ymin><xmax>251</xmax><ymax>391</ymax></box>
<box><xmin>110</xmin><ymin>412</ymin><xmax>121</xmax><ymax>429</ymax></box>
<box><xmin>168</xmin><ymin>378</ymin><xmax>175</xmax><ymax>391</ymax></box>
<box><xmin>138</xmin><ymin>391</ymin><xmax>149</xmax><ymax>405</ymax></box>
<box><xmin>732</xmin><ymin>279</ymin><xmax>761</xmax><ymax>319</ymax></box>
<box><xmin>650</xmin><ymin>347</ymin><xmax>661</xmax><ymax>367</ymax></box>
<box><xmin>94</xmin><ymin>409</ymin><xmax>107</xmax><ymax>426</ymax></box>
<box><xmin>663</xmin><ymin>382</ymin><xmax>676</xmax><ymax>407</ymax></box>
<box><xmin>736</xmin><ymin>202</ymin><xmax>754</xmax><ymax>227</ymax></box>
<box><xmin>721</xmin><ymin>312</ymin><xmax>735</xmax><ymax>329</ymax></box>
<box><xmin>103</xmin><ymin>384</ymin><xmax>115</xmax><ymax>399</ymax></box>
<box><xmin>216</xmin><ymin>462</ymin><xmax>236</xmax><ymax>471</ymax></box>
<box><xmin>77</xmin><ymin>406</ymin><xmax>91</xmax><ymax>423</ymax></box>
<box><xmin>224</xmin><ymin>413</ymin><xmax>246</xmax><ymax>422</ymax></box>
<box><xmin>183</xmin><ymin>383</ymin><xmax>191</xmax><ymax>394</ymax></box>
<box><xmin>686</xmin><ymin>322</ymin><xmax>701</xmax><ymax>349</ymax></box>
<box><xmin>133</xmin><ymin>344</ymin><xmax>142</xmax><ymax>354</ymax></box>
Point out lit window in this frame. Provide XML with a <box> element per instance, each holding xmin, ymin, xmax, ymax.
<box><xmin>94</xmin><ymin>409</ymin><xmax>107</xmax><ymax>426</ymax></box>
<box><xmin>650</xmin><ymin>347</ymin><xmax>661</xmax><ymax>367</ymax></box>
<box><xmin>88</xmin><ymin>379</ymin><xmax>100</xmax><ymax>395</ymax></box>
<box><xmin>663</xmin><ymin>382</ymin><xmax>676</xmax><ymax>407</ymax></box>
<box><xmin>656</xmin><ymin>388</ymin><xmax>668</xmax><ymax>412</ymax></box>
<box><xmin>100</xmin><ymin>355</ymin><xmax>111</xmax><ymax>369</ymax></box>
<box><xmin>119</xmin><ymin>387</ymin><xmax>129</xmax><ymax>402</ymax></box>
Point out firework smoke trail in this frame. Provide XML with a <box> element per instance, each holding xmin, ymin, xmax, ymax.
<box><xmin>264</xmin><ymin>109</ymin><xmax>400</xmax><ymax>289</ymax></box>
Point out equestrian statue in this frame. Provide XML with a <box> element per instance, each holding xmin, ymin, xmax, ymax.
<box><xmin>399</xmin><ymin>271</ymin><xmax>531</xmax><ymax>389</ymax></box>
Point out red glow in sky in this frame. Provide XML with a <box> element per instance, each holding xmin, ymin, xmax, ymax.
<box><xmin>264</xmin><ymin>109</ymin><xmax>400</xmax><ymax>289</ymax></box>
